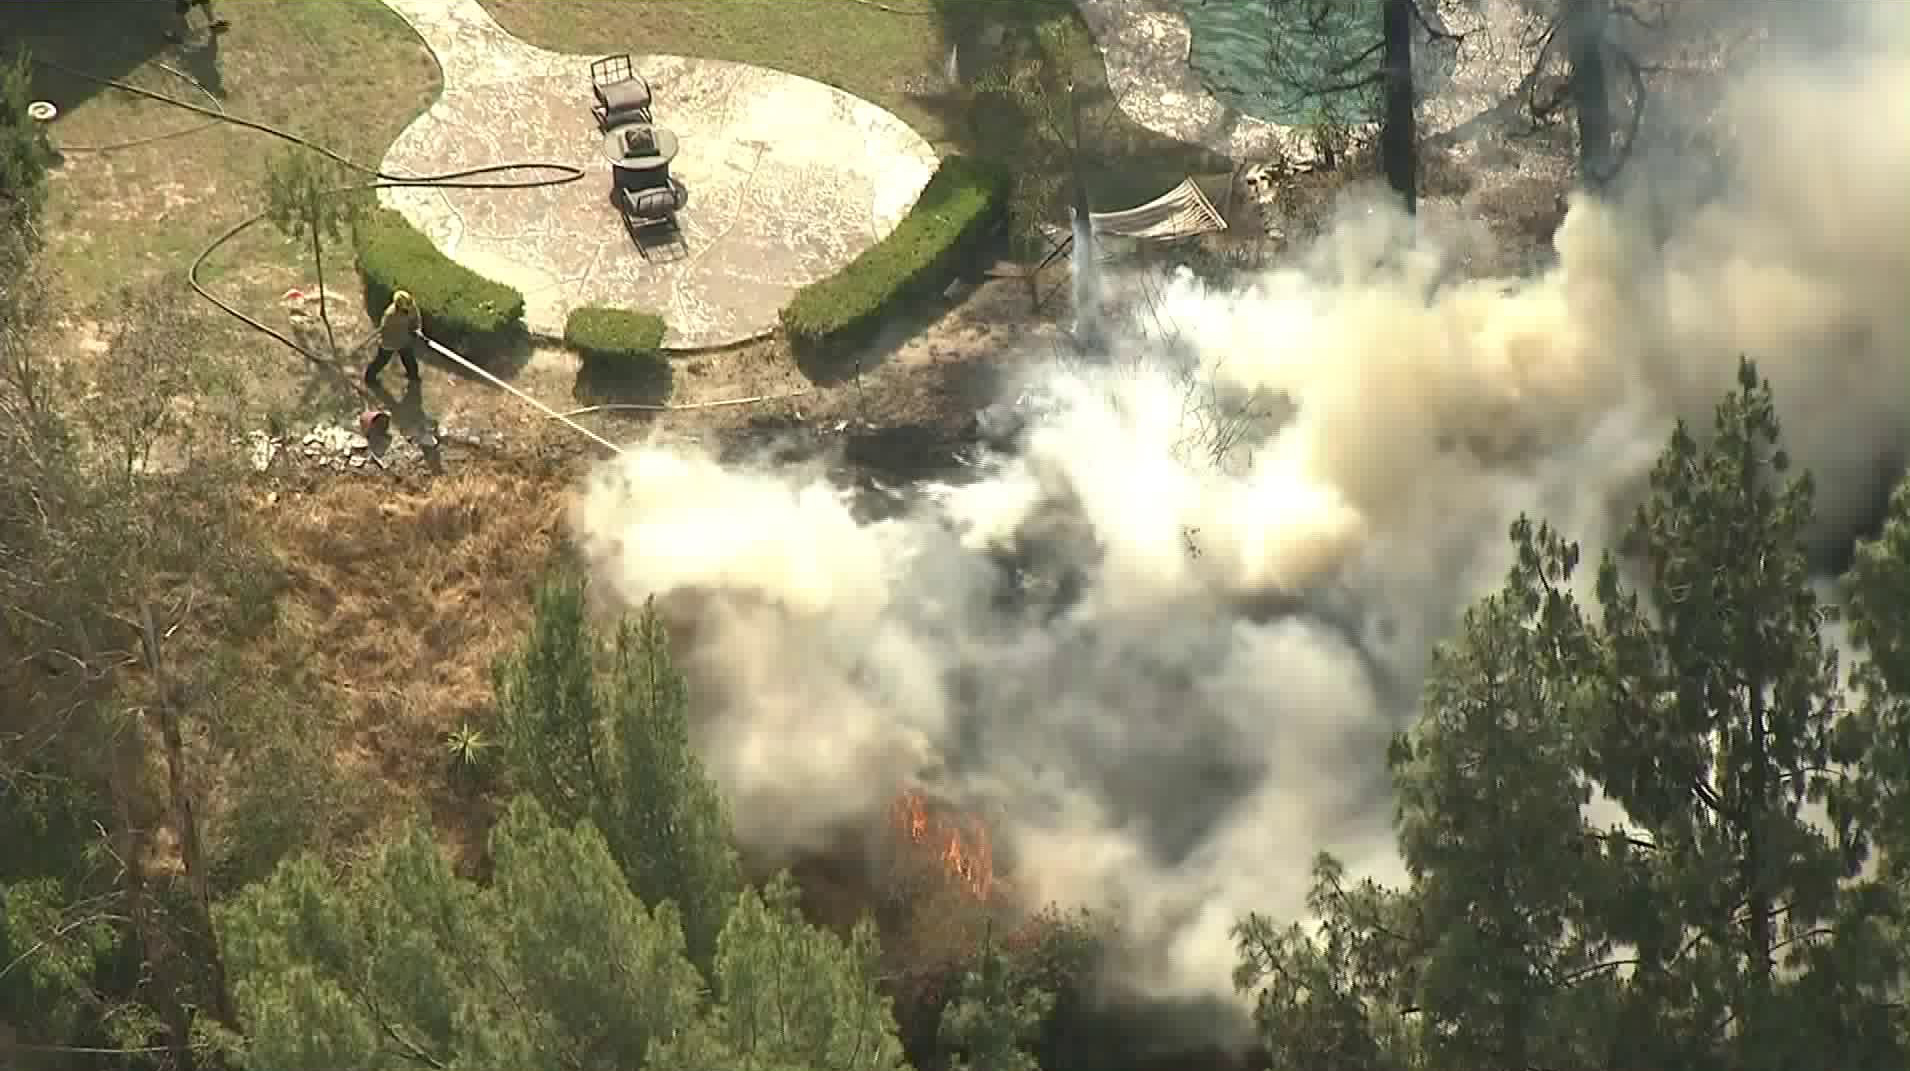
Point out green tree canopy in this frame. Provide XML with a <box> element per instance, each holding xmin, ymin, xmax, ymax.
<box><xmin>937</xmin><ymin>925</ymin><xmax>1056</xmax><ymax>1071</ymax></box>
<box><xmin>1</xmin><ymin>48</ymin><xmax>55</xmax><ymax>239</ymax></box>
<box><xmin>491</xmin><ymin>576</ymin><xmax>741</xmax><ymax>973</ymax></box>
<box><xmin>216</xmin><ymin>796</ymin><xmax>707</xmax><ymax>1071</ymax></box>
<box><xmin>1845</xmin><ymin>478</ymin><xmax>1910</xmax><ymax>881</ymax></box>
<box><xmin>217</xmin><ymin>800</ymin><xmax>914</xmax><ymax>1071</ymax></box>
<box><xmin>1235</xmin><ymin>358</ymin><xmax>1910</xmax><ymax>1071</ymax></box>
<box><xmin>652</xmin><ymin>873</ymin><xmax>910</xmax><ymax>1071</ymax></box>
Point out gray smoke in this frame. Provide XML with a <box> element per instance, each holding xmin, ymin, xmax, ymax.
<box><xmin>570</xmin><ymin>7</ymin><xmax>1910</xmax><ymax>1021</ymax></box>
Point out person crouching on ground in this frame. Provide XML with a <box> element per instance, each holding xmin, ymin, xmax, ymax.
<box><xmin>366</xmin><ymin>290</ymin><xmax>422</xmax><ymax>386</ymax></box>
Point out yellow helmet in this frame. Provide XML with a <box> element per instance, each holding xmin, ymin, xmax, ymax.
<box><xmin>392</xmin><ymin>289</ymin><xmax>416</xmax><ymax>312</ymax></box>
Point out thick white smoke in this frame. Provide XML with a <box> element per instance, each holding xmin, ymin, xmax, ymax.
<box><xmin>570</xmin><ymin>9</ymin><xmax>1910</xmax><ymax>1020</ymax></box>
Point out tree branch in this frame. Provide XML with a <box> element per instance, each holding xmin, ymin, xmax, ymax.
<box><xmin>1770</xmin><ymin>925</ymin><xmax>1834</xmax><ymax>954</ymax></box>
<box><xmin>0</xmin><ymin>910</ymin><xmax>131</xmax><ymax>983</ymax></box>
<box><xmin>1584</xmin><ymin>829</ymin><xmax>1661</xmax><ymax>854</ymax></box>
<box><xmin>1552</xmin><ymin>956</ymin><xmax>1640</xmax><ymax>987</ymax></box>
<box><xmin>356</xmin><ymin>987</ymin><xmax>447</xmax><ymax>1070</ymax></box>
<box><xmin>1691</xmin><ymin>778</ymin><xmax>1723</xmax><ymax>814</ymax></box>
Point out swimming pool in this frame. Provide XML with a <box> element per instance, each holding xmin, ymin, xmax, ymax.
<box><xmin>1181</xmin><ymin>0</ymin><xmax>1452</xmax><ymax>128</ymax></box>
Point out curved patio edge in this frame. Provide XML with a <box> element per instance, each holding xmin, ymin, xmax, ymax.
<box><xmin>373</xmin><ymin>0</ymin><xmax>940</xmax><ymax>350</ymax></box>
<box><xmin>1071</xmin><ymin>0</ymin><xmax>1298</xmax><ymax>163</ymax></box>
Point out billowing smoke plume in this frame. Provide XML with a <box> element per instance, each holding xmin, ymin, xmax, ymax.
<box><xmin>571</xmin><ymin>7</ymin><xmax>1910</xmax><ymax>1026</ymax></box>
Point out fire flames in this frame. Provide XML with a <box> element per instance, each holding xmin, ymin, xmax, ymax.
<box><xmin>891</xmin><ymin>790</ymin><xmax>995</xmax><ymax>900</ymax></box>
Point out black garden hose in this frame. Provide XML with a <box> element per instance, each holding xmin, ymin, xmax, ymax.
<box><xmin>29</xmin><ymin>55</ymin><xmax>585</xmax><ymax>365</ymax></box>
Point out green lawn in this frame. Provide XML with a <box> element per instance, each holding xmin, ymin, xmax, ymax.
<box><xmin>478</xmin><ymin>0</ymin><xmax>1228</xmax><ymax>223</ymax></box>
<box><xmin>8</xmin><ymin>0</ymin><xmax>439</xmax><ymax>309</ymax></box>
<box><xmin>483</xmin><ymin>0</ymin><xmax>958</xmax><ymax>144</ymax></box>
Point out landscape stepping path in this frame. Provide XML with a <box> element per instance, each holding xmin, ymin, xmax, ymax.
<box><xmin>376</xmin><ymin>0</ymin><xmax>939</xmax><ymax>348</ymax></box>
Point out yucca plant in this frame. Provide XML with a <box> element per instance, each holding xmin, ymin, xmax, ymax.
<box><xmin>444</xmin><ymin>722</ymin><xmax>494</xmax><ymax>791</ymax></box>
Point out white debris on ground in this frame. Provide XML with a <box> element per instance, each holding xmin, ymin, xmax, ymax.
<box><xmin>237</xmin><ymin>421</ymin><xmax>506</xmax><ymax>474</ymax></box>
<box><xmin>301</xmin><ymin>424</ymin><xmax>372</xmax><ymax>468</ymax></box>
<box><xmin>245</xmin><ymin>431</ymin><xmax>282</xmax><ymax>473</ymax></box>
<box><xmin>238</xmin><ymin>424</ymin><xmax>379</xmax><ymax>472</ymax></box>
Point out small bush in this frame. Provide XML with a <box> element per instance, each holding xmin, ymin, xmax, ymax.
<box><xmin>353</xmin><ymin>207</ymin><xmax>525</xmax><ymax>348</ymax></box>
<box><xmin>565</xmin><ymin>305</ymin><xmax>672</xmax><ymax>403</ymax></box>
<box><xmin>780</xmin><ymin>155</ymin><xmax>1005</xmax><ymax>356</ymax></box>
<box><xmin>564</xmin><ymin>305</ymin><xmax>666</xmax><ymax>366</ymax></box>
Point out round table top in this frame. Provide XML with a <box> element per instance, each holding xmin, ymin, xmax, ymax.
<box><xmin>602</xmin><ymin>124</ymin><xmax>679</xmax><ymax>170</ymax></box>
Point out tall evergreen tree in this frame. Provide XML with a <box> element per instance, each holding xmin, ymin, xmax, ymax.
<box><xmin>1235</xmin><ymin>359</ymin><xmax>1910</xmax><ymax>1071</ymax></box>
<box><xmin>215</xmin><ymin>797</ymin><xmax>707</xmax><ymax>1071</ymax></box>
<box><xmin>651</xmin><ymin>873</ymin><xmax>910</xmax><ymax>1071</ymax></box>
<box><xmin>1582</xmin><ymin>359</ymin><xmax>1868</xmax><ymax>1069</ymax></box>
<box><xmin>1388</xmin><ymin>518</ymin><xmax>1614</xmax><ymax>1071</ymax></box>
<box><xmin>492</xmin><ymin>576</ymin><xmax>740</xmax><ymax>972</ymax></box>
<box><xmin>937</xmin><ymin>925</ymin><xmax>1054</xmax><ymax>1071</ymax></box>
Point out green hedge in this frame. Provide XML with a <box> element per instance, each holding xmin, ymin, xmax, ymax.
<box><xmin>564</xmin><ymin>305</ymin><xmax>666</xmax><ymax>368</ymax></box>
<box><xmin>353</xmin><ymin>207</ymin><xmax>525</xmax><ymax>348</ymax></box>
<box><xmin>779</xmin><ymin>154</ymin><xmax>1005</xmax><ymax>355</ymax></box>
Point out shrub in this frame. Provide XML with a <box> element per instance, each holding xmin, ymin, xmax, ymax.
<box><xmin>780</xmin><ymin>154</ymin><xmax>1005</xmax><ymax>356</ymax></box>
<box><xmin>565</xmin><ymin>305</ymin><xmax>672</xmax><ymax>402</ymax></box>
<box><xmin>353</xmin><ymin>207</ymin><xmax>525</xmax><ymax>348</ymax></box>
<box><xmin>564</xmin><ymin>305</ymin><xmax>666</xmax><ymax>366</ymax></box>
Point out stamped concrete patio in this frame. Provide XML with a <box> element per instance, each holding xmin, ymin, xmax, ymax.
<box><xmin>377</xmin><ymin>0</ymin><xmax>939</xmax><ymax>349</ymax></box>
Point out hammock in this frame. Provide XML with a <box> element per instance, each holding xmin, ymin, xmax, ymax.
<box><xmin>1033</xmin><ymin>178</ymin><xmax>1229</xmax><ymax>268</ymax></box>
<box><xmin>1087</xmin><ymin>177</ymin><xmax>1228</xmax><ymax>241</ymax></box>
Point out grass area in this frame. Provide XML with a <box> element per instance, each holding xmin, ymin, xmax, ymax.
<box><xmin>478</xmin><ymin>0</ymin><xmax>1228</xmax><ymax>226</ymax></box>
<box><xmin>7</xmin><ymin>0</ymin><xmax>439</xmax><ymax>403</ymax></box>
<box><xmin>206</xmin><ymin>458</ymin><xmax>571</xmax><ymax>883</ymax></box>
<box><xmin>482</xmin><ymin>0</ymin><xmax>956</xmax><ymax>142</ymax></box>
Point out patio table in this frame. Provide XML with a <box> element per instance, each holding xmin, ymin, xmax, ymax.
<box><xmin>602</xmin><ymin>123</ymin><xmax>679</xmax><ymax>188</ymax></box>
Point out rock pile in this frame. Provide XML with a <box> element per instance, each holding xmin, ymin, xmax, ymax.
<box><xmin>240</xmin><ymin>420</ymin><xmax>505</xmax><ymax>474</ymax></box>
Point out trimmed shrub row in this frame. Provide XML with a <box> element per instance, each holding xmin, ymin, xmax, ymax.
<box><xmin>353</xmin><ymin>207</ymin><xmax>525</xmax><ymax>348</ymax></box>
<box><xmin>563</xmin><ymin>305</ymin><xmax>666</xmax><ymax>369</ymax></box>
<box><xmin>779</xmin><ymin>154</ymin><xmax>1005</xmax><ymax>356</ymax></box>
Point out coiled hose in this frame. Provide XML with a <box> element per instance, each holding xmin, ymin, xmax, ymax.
<box><xmin>29</xmin><ymin>55</ymin><xmax>817</xmax><ymax>451</ymax></box>
<box><xmin>30</xmin><ymin>55</ymin><xmax>585</xmax><ymax>364</ymax></box>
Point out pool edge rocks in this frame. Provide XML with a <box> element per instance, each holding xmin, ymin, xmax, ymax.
<box><xmin>1072</xmin><ymin>0</ymin><xmax>1305</xmax><ymax>164</ymax></box>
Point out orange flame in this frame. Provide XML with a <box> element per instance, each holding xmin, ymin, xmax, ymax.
<box><xmin>890</xmin><ymin>791</ymin><xmax>994</xmax><ymax>900</ymax></box>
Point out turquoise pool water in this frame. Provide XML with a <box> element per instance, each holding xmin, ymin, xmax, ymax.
<box><xmin>1180</xmin><ymin>0</ymin><xmax>1385</xmax><ymax>127</ymax></box>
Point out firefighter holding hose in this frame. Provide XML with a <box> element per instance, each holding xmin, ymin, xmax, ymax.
<box><xmin>365</xmin><ymin>290</ymin><xmax>422</xmax><ymax>387</ymax></box>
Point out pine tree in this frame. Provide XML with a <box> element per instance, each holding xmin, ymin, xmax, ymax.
<box><xmin>1234</xmin><ymin>359</ymin><xmax>1910</xmax><ymax>1071</ymax></box>
<box><xmin>492</xmin><ymin>575</ymin><xmax>740</xmax><ymax>972</ymax></box>
<box><xmin>650</xmin><ymin>872</ymin><xmax>911</xmax><ymax>1071</ymax></box>
<box><xmin>215</xmin><ymin>797</ymin><xmax>706</xmax><ymax>1071</ymax></box>
<box><xmin>937</xmin><ymin>925</ymin><xmax>1055</xmax><ymax>1071</ymax></box>
<box><xmin>1388</xmin><ymin>519</ymin><xmax>1614</xmax><ymax>1070</ymax></box>
<box><xmin>1582</xmin><ymin>359</ymin><xmax>1866</xmax><ymax>1068</ymax></box>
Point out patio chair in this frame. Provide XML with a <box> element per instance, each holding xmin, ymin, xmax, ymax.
<box><xmin>591</xmin><ymin>54</ymin><xmax>653</xmax><ymax>129</ymax></box>
<box><xmin>615</xmin><ymin>179</ymin><xmax>687</xmax><ymax>257</ymax></box>
<box><xmin>618</xmin><ymin>180</ymin><xmax>684</xmax><ymax>226</ymax></box>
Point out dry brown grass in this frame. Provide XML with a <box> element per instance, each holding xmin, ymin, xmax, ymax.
<box><xmin>240</xmin><ymin>457</ymin><xmax>571</xmax><ymax>860</ymax></box>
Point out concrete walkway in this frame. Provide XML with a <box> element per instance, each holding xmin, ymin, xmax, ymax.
<box><xmin>375</xmin><ymin>0</ymin><xmax>939</xmax><ymax>348</ymax></box>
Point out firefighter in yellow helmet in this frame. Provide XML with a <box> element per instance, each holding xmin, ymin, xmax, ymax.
<box><xmin>366</xmin><ymin>290</ymin><xmax>422</xmax><ymax>387</ymax></box>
